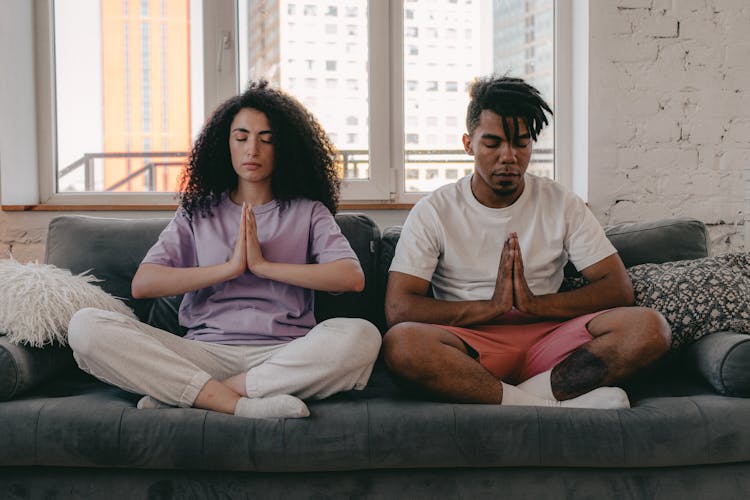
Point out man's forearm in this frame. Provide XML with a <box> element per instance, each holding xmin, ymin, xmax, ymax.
<box><xmin>520</xmin><ymin>276</ymin><xmax>634</xmax><ymax>319</ymax></box>
<box><xmin>385</xmin><ymin>294</ymin><xmax>504</xmax><ymax>328</ymax></box>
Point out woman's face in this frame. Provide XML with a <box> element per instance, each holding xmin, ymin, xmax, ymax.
<box><xmin>228</xmin><ymin>107</ymin><xmax>275</xmax><ymax>186</ymax></box>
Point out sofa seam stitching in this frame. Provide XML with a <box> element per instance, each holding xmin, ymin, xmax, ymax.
<box><xmin>616</xmin><ymin>408</ymin><xmax>626</xmax><ymax>466</ymax></box>
<box><xmin>605</xmin><ymin>220</ymin><xmax>700</xmax><ymax>236</ymax></box>
<box><xmin>687</xmin><ymin>397</ymin><xmax>712</xmax><ymax>463</ymax></box>
<box><xmin>536</xmin><ymin>407</ymin><xmax>542</xmax><ymax>466</ymax></box>
<box><xmin>201</xmin><ymin>410</ymin><xmax>208</xmax><ymax>468</ymax></box>
<box><xmin>0</xmin><ymin>349</ymin><xmax>19</xmax><ymax>398</ymax></box>
<box><xmin>719</xmin><ymin>337</ymin><xmax>749</xmax><ymax>395</ymax></box>
<box><xmin>116</xmin><ymin>406</ymin><xmax>125</xmax><ymax>467</ymax></box>
<box><xmin>452</xmin><ymin>405</ymin><xmax>458</xmax><ymax>466</ymax></box>
<box><xmin>282</xmin><ymin>415</ymin><xmax>288</xmax><ymax>470</ymax></box>
<box><xmin>365</xmin><ymin>399</ymin><xmax>372</xmax><ymax>469</ymax></box>
<box><xmin>33</xmin><ymin>399</ymin><xmax>47</xmax><ymax>465</ymax></box>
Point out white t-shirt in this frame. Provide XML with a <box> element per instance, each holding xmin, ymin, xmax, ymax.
<box><xmin>390</xmin><ymin>174</ymin><xmax>616</xmax><ymax>302</ymax></box>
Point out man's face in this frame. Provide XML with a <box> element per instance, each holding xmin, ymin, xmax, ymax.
<box><xmin>462</xmin><ymin>110</ymin><xmax>532</xmax><ymax>207</ymax></box>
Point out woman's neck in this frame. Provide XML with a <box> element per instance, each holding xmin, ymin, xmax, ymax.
<box><xmin>230</xmin><ymin>182</ymin><xmax>274</xmax><ymax>207</ymax></box>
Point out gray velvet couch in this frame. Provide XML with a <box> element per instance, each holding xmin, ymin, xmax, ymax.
<box><xmin>2</xmin><ymin>214</ymin><xmax>750</xmax><ymax>499</ymax></box>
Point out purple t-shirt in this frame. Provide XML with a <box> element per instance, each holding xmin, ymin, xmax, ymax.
<box><xmin>141</xmin><ymin>194</ymin><xmax>358</xmax><ymax>344</ymax></box>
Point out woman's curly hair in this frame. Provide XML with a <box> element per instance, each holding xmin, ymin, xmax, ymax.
<box><xmin>179</xmin><ymin>81</ymin><xmax>340</xmax><ymax>217</ymax></box>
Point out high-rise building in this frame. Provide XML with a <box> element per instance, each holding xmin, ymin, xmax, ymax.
<box><xmin>100</xmin><ymin>0</ymin><xmax>192</xmax><ymax>192</ymax></box>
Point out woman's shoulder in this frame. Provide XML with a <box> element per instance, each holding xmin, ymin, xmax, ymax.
<box><xmin>284</xmin><ymin>197</ymin><xmax>332</xmax><ymax>216</ymax></box>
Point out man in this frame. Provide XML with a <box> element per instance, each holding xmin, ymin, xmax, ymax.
<box><xmin>383</xmin><ymin>75</ymin><xmax>670</xmax><ymax>409</ymax></box>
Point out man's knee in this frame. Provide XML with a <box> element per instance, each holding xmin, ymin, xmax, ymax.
<box><xmin>382</xmin><ymin>322</ymin><xmax>433</xmax><ymax>375</ymax></box>
<box><xmin>635</xmin><ymin>307</ymin><xmax>672</xmax><ymax>353</ymax></box>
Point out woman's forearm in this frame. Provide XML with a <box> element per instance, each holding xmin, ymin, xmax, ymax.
<box><xmin>131</xmin><ymin>262</ymin><xmax>241</xmax><ymax>299</ymax></box>
<box><xmin>252</xmin><ymin>258</ymin><xmax>365</xmax><ymax>293</ymax></box>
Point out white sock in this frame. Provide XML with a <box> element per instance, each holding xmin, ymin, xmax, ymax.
<box><xmin>137</xmin><ymin>395</ymin><xmax>173</xmax><ymax>409</ymax></box>
<box><xmin>501</xmin><ymin>382</ymin><xmax>630</xmax><ymax>409</ymax></box>
<box><xmin>233</xmin><ymin>395</ymin><xmax>310</xmax><ymax>419</ymax></box>
<box><xmin>517</xmin><ymin>370</ymin><xmax>556</xmax><ymax>400</ymax></box>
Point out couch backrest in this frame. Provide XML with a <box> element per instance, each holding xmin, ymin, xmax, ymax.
<box><xmin>46</xmin><ymin>215</ymin><xmax>709</xmax><ymax>335</ymax></box>
<box><xmin>45</xmin><ymin>213</ymin><xmax>383</xmax><ymax>333</ymax></box>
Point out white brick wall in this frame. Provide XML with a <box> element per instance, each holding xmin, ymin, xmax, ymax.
<box><xmin>589</xmin><ymin>0</ymin><xmax>750</xmax><ymax>254</ymax></box>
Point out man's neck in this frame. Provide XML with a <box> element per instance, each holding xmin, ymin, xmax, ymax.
<box><xmin>469</xmin><ymin>175</ymin><xmax>525</xmax><ymax>209</ymax></box>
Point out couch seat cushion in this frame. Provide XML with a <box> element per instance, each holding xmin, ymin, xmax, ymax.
<box><xmin>3</xmin><ymin>375</ymin><xmax>750</xmax><ymax>472</ymax></box>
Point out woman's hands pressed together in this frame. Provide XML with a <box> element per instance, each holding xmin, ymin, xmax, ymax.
<box><xmin>244</xmin><ymin>203</ymin><xmax>270</xmax><ymax>277</ymax></box>
<box><xmin>227</xmin><ymin>202</ymin><xmax>270</xmax><ymax>279</ymax></box>
<box><xmin>227</xmin><ymin>202</ymin><xmax>249</xmax><ymax>279</ymax></box>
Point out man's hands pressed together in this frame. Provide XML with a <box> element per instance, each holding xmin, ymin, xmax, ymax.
<box><xmin>491</xmin><ymin>232</ymin><xmax>539</xmax><ymax>318</ymax></box>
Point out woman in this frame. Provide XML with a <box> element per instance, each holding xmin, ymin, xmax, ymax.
<box><xmin>68</xmin><ymin>81</ymin><xmax>381</xmax><ymax>419</ymax></box>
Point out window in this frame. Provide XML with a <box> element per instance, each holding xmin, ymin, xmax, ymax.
<box><xmin>5</xmin><ymin>0</ymin><xmax>562</xmax><ymax>206</ymax></box>
<box><xmin>403</xmin><ymin>0</ymin><xmax>555</xmax><ymax>194</ymax></box>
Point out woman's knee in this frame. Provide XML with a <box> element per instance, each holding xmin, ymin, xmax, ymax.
<box><xmin>67</xmin><ymin>307</ymin><xmax>117</xmax><ymax>356</ymax></box>
<box><xmin>313</xmin><ymin>317</ymin><xmax>382</xmax><ymax>369</ymax></box>
<box><xmin>67</xmin><ymin>308</ymin><xmax>100</xmax><ymax>354</ymax></box>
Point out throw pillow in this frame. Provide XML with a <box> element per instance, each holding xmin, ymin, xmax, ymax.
<box><xmin>0</xmin><ymin>258</ymin><xmax>136</xmax><ymax>347</ymax></box>
<box><xmin>628</xmin><ymin>253</ymin><xmax>750</xmax><ymax>349</ymax></box>
<box><xmin>561</xmin><ymin>254</ymin><xmax>750</xmax><ymax>350</ymax></box>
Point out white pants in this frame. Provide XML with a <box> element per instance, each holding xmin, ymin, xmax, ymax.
<box><xmin>67</xmin><ymin>308</ymin><xmax>381</xmax><ymax>407</ymax></box>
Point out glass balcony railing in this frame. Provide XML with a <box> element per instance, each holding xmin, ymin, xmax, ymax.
<box><xmin>57</xmin><ymin>148</ymin><xmax>553</xmax><ymax>194</ymax></box>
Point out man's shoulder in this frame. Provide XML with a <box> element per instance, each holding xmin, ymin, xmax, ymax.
<box><xmin>417</xmin><ymin>177</ymin><xmax>467</xmax><ymax>209</ymax></box>
<box><xmin>526</xmin><ymin>174</ymin><xmax>580</xmax><ymax>206</ymax></box>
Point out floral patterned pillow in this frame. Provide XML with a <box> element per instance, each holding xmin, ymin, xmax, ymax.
<box><xmin>561</xmin><ymin>253</ymin><xmax>750</xmax><ymax>350</ymax></box>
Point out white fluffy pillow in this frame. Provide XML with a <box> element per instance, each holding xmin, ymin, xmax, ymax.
<box><xmin>0</xmin><ymin>259</ymin><xmax>136</xmax><ymax>347</ymax></box>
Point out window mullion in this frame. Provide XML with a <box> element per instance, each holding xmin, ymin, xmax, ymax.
<box><xmin>203</xmin><ymin>0</ymin><xmax>238</xmax><ymax>116</ymax></box>
<box><xmin>340</xmin><ymin>0</ymin><xmax>392</xmax><ymax>201</ymax></box>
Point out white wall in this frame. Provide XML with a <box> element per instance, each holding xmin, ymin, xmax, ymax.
<box><xmin>588</xmin><ymin>0</ymin><xmax>750</xmax><ymax>254</ymax></box>
<box><xmin>3</xmin><ymin>0</ymin><xmax>749</xmax><ymax>261</ymax></box>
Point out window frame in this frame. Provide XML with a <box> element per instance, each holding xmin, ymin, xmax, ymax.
<box><xmin>0</xmin><ymin>0</ymin><xmax>581</xmax><ymax>208</ymax></box>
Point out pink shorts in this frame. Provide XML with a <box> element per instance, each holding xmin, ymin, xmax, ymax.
<box><xmin>437</xmin><ymin>309</ymin><xmax>607</xmax><ymax>384</ymax></box>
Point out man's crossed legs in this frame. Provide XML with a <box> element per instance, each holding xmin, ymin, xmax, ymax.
<box><xmin>383</xmin><ymin>306</ymin><xmax>670</xmax><ymax>408</ymax></box>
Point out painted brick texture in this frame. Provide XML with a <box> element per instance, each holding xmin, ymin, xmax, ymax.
<box><xmin>589</xmin><ymin>0</ymin><xmax>750</xmax><ymax>254</ymax></box>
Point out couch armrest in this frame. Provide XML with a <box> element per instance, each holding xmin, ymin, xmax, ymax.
<box><xmin>683</xmin><ymin>331</ymin><xmax>750</xmax><ymax>397</ymax></box>
<box><xmin>0</xmin><ymin>336</ymin><xmax>74</xmax><ymax>401</ymax></box>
